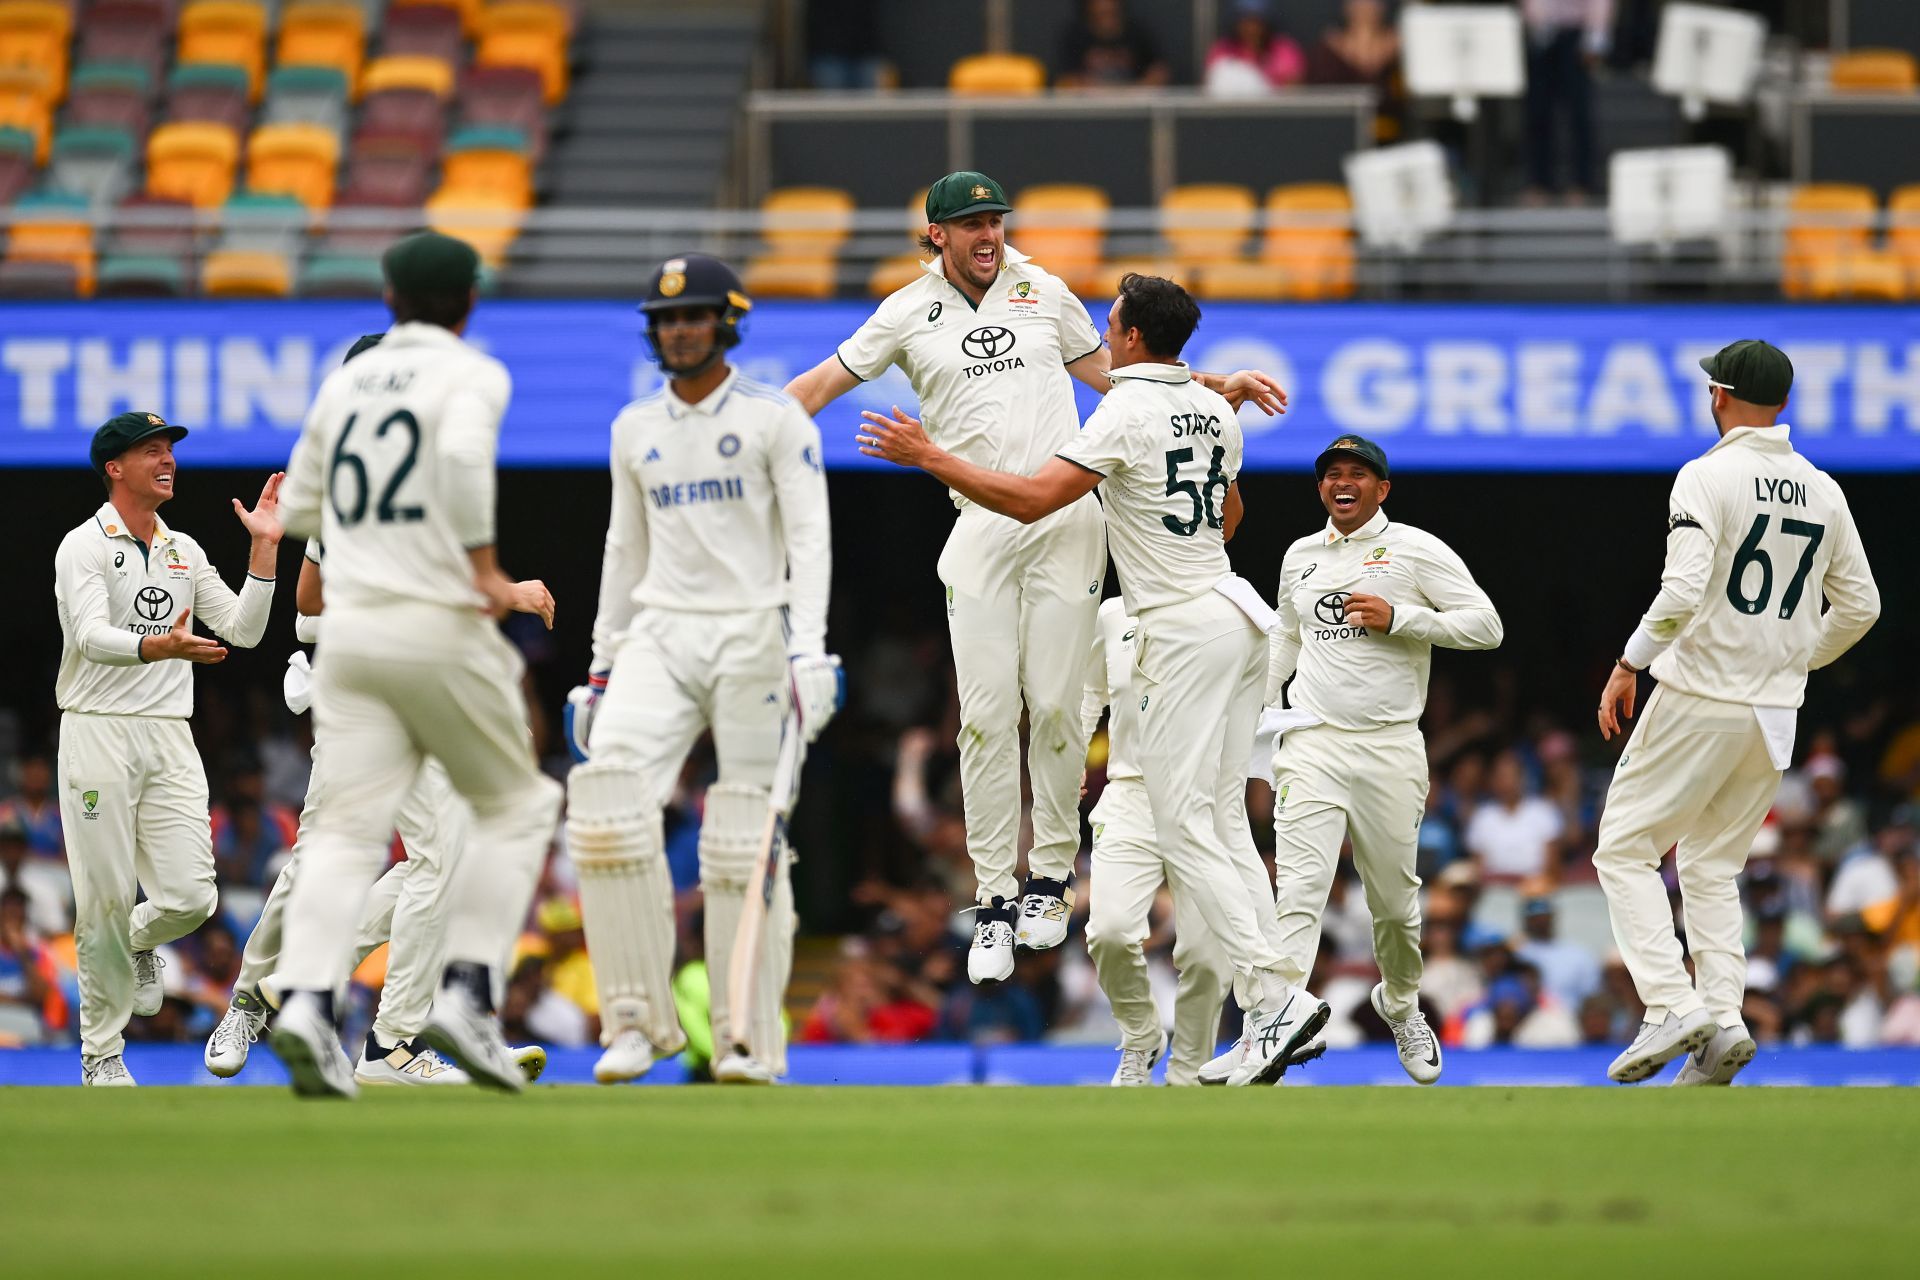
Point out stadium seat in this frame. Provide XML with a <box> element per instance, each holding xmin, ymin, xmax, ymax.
<box><xmin>301</xmin><ymin>251</ymin><xmax>386</xmax><ymax>295</ymax></box>
<box><xmin>743</xmin><ymin>254</ymin><xmax>839</xmax><ymax>299</ymax></box>
<box><xmin>1012</xmin><ymin>184</ymin><xmax>1107</xmax><ymax>289</ymax></box>
<box><xmin>166</xmin><ymin>61</ymin><xmax>251</xmax><ymax>134</ymax></box>
<box><xmin>866</xmin><ymin>254</ymin><xmax>924</xmax><ymax>296</ymax></box>
<box><xmin>0</xmin><ymin>255</ymin><xmax>82</xmax><ymax>296</ymax></box>
<box><xmin>5</xmin><ymin>189</ymin><xmax>95</xmax><ymax>296</ymax></box>
<box><xmin>49</xmin><ymin>124</ymin><xmax>138</xmax><ymax>207</ymax></box>
<box><xmin>274</xmin><ymin>3</ymin><xmax>366</xmax><ymax>94</ymax></box>
<box><xmin>1889</xmin><ymin>185</ymin><xmax>1920</xmax><ymax>291</ymax></box>
<box><xmin>146</xmin><ymin>120</ymin><xmax>242</xmax><ymax>206</ymax></box>
<box><xmin>177</xmin><ymin>1</ymin><xmax>270</xmax><ymax>101</ymax></box>
<box><xmin>1082</xmin><ymin>257</ymin><xmax>1187</xmax><ymax>299</ymax></box>
<box><xmin>441</xmin><ymin>125</ymin><xmax>532</xmax><ymax>203</ymax></box>
<box><xmin>78</xmin><ymin>1</ymin><xmax>169</xmax><ymax>84</ymax></box>
<box><xmin>1829</xmin><ymin>49</ymin><xmax>1918</xmax><ymax>93</ymax></box>
<box><xmin>948</xmin><ymin>53</ymin><xmax>1044</xmax><ymax>94</ymax></box>
<box><xmin>390</xmin><ymin>0</ymin><xmax>480</xmax><ymax>36</ymax></box>
<box><xmin>760</xmin><ymin>185</ymin><xmax>854</xmax><ymax>256</ymax></box>
<box><xmin>1260</xmin><ymin>183</ymin><xmax>1355</xmax><ymax>300</ymax></box>
<box><xmin>474</xmin><ymin>3</ymin><xmax>571</xmax><ymax>106</ymax></box>
<box><xmin>357</xmin><ymin>71</ymin><xmax>449</xmax><ymax>152</ymax></box>
<box><xmin>459</xmin><ymin>65</ymin><xmax>545</xmax><ymax>160</ymax></box>
<box><xmin>95</xmin><ymin>251</ymin><xmax>191</xmax><ymax>297</ymax></box>
<box><xmin>201</xmin><ymin>246</ymin><xmax>294</xmax><ymax>296</ymax></box>
<box><xmin>66</xmin><ymin>62</ymin><xmax>155</xmax><ymax>137</ymax></box>
<box><xmin>0</xmin><ymin>1</ymin><xmax>73</xmax><ymax>104</ymax></box>
<box><xmin>425</xmin><ymin>186</ymin><xmax>522</xmax><ymax>265</ymax></box>
<box><xmin>1161</xmin><ymin>184</ymin><xmax>1256</xmax><ymax>265</ymax></box>
<box><xmin>338</xmin><ymin>130</ymin><xmax>435</xmax><ymax>206</ymax></box>
<box><xmin>0</xmin><ymin>125</ymin><xmax>35</xmax><ymax>202</ymax></box>
<box><xmin>1780</xmin><ymin>183</ymin><xmax>1876</xmax><ymax>299</ymax></box>
<box><xmin>362</xmin><ymin>54</ymin><xmax>456</xmax><ymax>99</ymax></box>
<box><xmin>1191</xmin><ymin>261</ymin><xmax>1293</xmax><ymax>301</ymax></box>
<box><xmin>379</xmin><ymin>4</ymin><xmax>464</xmax><ymax>66</ymax></box>
<box><xmin>109</xmin><ymin>192</ymin><xmax>198</xmax><ymax>260</ymax></box>
<box><xmin>0</xmin><ymin>83</ymin><xmax>49</xmax><ymax>162</ymax></box>
<box><xmin>245</xmin><ymin>121</ymin><xmax>339</xmax><ymax>208</ymax></box>
<box><xmin>264</xmin><ymin>64</ymin><xmax>350</xmax><ymax>132</ymax></box>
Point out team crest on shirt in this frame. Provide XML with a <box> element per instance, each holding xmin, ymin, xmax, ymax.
<box><xmin>81</xmin><ymin>790</ymin><xmax>99</xmax><ymax>819</ymax></box>
<box><xmin>1361</xmin><ymin>545</ymin><xmax>1392</xmax><ymax>579</ymax></box>
<box><xmin>1006</xmin><ymin>281</ymin><xmax>1038</xmax><ymax>309</ymax></box>
<box><xmin>717</xmin><ymin>433</ymin><xmax>741</xmax><ymax>458</ymax></box>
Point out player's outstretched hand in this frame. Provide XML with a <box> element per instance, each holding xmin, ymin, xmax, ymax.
<box><xmin>510</xmin><ymin>578</ymin><xmax>556</xmax><ymax>629</ymax></box>
<box><xmin>1343</xmin><ymin>592</ymin><xmax>1393</xmax><ymax>631</ymax></box>
<box><xmin>233</xmin><ymin>471</ymin><xmax>286</xmax><ymax>544</ymax></box>
<box><xmin>1221</xmin><ymin>369</ymin><xmax>1289</xmax><ymax>417</ymax></box>
<box><xmin>1598</xmin><ymin>663</ymin><xmax>1638</xmax><ymax>741</ymax></box>
<box><xmin>856</xmin><ymin>406</ymin><xmax>934</xmax><ymax>468</ymax></box>
<box><xmin>146</xmin><ymin>608</ymin><xmax>228</xmax><ymax>664</ymax></box>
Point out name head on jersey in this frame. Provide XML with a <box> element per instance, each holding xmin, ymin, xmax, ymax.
<box><xmin>382</xmin><ymin>232</ymin><xmax>479</xmax><ymax>332</ymax></box>
<box><xmin>91</xmin><ymin>411</ymin><xmax>188</xmax><ymax>499</ymax></box>
<box><xmin>639</xmin><ymin>253</ymin><xmax>751</xmax><ymax>379</ymax></box>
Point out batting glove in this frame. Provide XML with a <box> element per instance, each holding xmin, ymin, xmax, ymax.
<box><xmin>788</xmin><ymin>653</ymin><xmax>845</xmax><ymax>744</ymax></box>
<box><xmin>564</xmin><ymin>668</ymin><xmax>609</xmax><ymax>763</ymax></box>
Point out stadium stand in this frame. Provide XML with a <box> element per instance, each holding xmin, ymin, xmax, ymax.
<box><xmin>947</xmin><ymin>52</ymin><xmax>1045</xmax><ymax>95</ymax></box>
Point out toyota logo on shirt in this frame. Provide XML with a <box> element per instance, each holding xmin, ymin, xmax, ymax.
<box><xmin>961</xmin><ymin>326</ymin><xmax>1016</xmax><ymax>360</ymax></box>
<box><xmin>1313</xmin><ymin>592</ymin><xmax>1351</xmax><ymax>626</ymax></box>
<box><xmin>135</xmin><ymin>586</ymin><xmax>173</xmax><ymax>621</ymax></box>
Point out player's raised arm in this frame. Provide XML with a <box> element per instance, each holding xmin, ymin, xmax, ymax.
<box><xmin>857</xmin><ymin>406</ymin><xmax>1100</xmax><ymax>524</ymax></box>
<box><xmin>184</xmin><ymin>472</ymin><xmax>284</xmax><ymax>648</ymax></box>
<box><xmin>783</xmin><ymin>354</ymin><xmax>865</xmax><ymax>417</ymax></box>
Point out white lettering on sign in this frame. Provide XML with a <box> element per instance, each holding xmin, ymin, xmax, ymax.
<box><xmin>1589</xmin><ymin>343</ymin><xmax>1678</xmax><ymax>435</ymax></box>
<box><xmin>1425</xmin><ymin>341</ymin><xmax>1507</xmax><ymax>434</ymax></box>
<box><xmin>1854</xmin><ymin>343</ymin><xmax>1920</xmax><ymax>434</ymax></box>
<box><xmin>1515</xmin><ymin>342</ymin><xmax>1582</xmax><ymax>435</ymax></box>
<box><xmin>1322</xmin><ymin>339</ymin><xmax>1416</xmax><ymax>434</ymax></box>
<box><xmin>2</xmin><ymin>340</ymin><xmax>71</xmax><ymax>428</ymax></box>
<box><xmin>78</xmin><ymin>340</ymin><xmax>164</xmax><ymax>423</ymax></box>
<box><xmin>174</xmin><ymin>339</ymin><xmax>210</xmax><ymax>426</ymax></box>
<box><xmin>1780</xmin><ymin>343</ymin><xmax>1843</xmax><ymax>433</ymax></box>
<box><xmin>219</xmin><ymin>338</ymin><xmax>313</xmax><ymax>427</ymax></box>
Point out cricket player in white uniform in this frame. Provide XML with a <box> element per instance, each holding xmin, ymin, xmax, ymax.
<box><xmin>53</xmin><ymin>410</ymin><xmax>282</xmax><ymax>1086</ymax></box>
<box><xmin>860</xmin><ymin>273</ymin><xmax>1328</xmax><ymax>1086</ymax></box>
<box><xmin>1260</xmin><ymin>435</ymin><xmax>1503</xmax><ymax>1084</ymax></box>
<box><xmin>1595</xmin><ymin>340</ymin><xmax>1878</xmax><ymax>1085</ymax></box>
<box><xmin>566</xmin><ymin>254</ymin><xmax>837</xmax><ymax>1086</ymax></box>
<box><xmin>268</xmin><ymin>232</ymin><xmax>564</xmax><ymax>1098</ymax></box>
<box><xmin>787</xmin><ymin>171</ymin><xmax>1286</xmax><ymax>983</ymax></box>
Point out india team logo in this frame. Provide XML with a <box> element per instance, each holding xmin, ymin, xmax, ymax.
<box><xmin>717</xmin><ymin>433</ymin><xmax>741</xmax><ymax>458</ymax></box>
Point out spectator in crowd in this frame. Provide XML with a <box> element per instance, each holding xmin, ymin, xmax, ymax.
<box><xmin>1203</xmin><ymin>0</ymin><xmax>1305</xmax><ymax>96</ymax></box>
<box><xmin>1806</xmin><ymin>752</ymin><xmax>1869</xmax><ymax>864</ymax></box>
<box><xmin>1513</xmin><ymin>885</ymin><xmax>1600</xmax><ymax>1009</ymax></box>
<box><xmin>1416</xmin><ymin>775</ymin><xmax>1465</xmax><ymax>880</ymax></box>
<box><xmin>1459</xmin><ymin>962</ymin><xmax>1580</xmax><ymax>1048</ymax></box>
<box><xmin>805</xmin><ymin>0</ymin><xmax>886</xmax><ymax>90</ymax></box>
<box><xmin>1305</xmin><ymin>0</ymin><xmax>1400</xmax><ymax>88</ymax></box>
<box><xmin>1521</xmin><ymin>0</ymin><xmax>1610</xmax><ymax>204</ymax></box>
<box><xmin>799</xmin><ymin>939</ymin><xmax>940</xmax><ymax>1044</ymax></box>
<box><xmin>0</xmin><ymin>753</ymin><xmax>62</xmax><ymax>860</ymax></box>
<box><xmin>1465</xmin><ymin>750</ymin><xmax>1564</xmax><ymax>882</ymax></box>
<box><xmin>1055</xmin><ymin>0</ymin><xmax>1170</xmax><ymax>89</ymax></box>
<box><xmin>1419</xmin><ymin>915</ymin><xmax>1484</xmax><ymax>1021</ymax></box>
<box><xmin>1826</xmin><ymin>808</ymin><xmax>1915</xmax><ymax>929</ymax></box>
<box><xmin>1536</xmin><ymin>729</ymin><xmax>1597</xmax><ymax>861</ymax></box>
<box><xmin>208</xmin><ymin>752</ymin><xmax>298</xmax><ymax>889</ymax></box>
<box><xmin>0</xmin><ymin>819</ymin><xmax>71</xmax><ymax>937</ymax></box>
<box><xmin>0</xmin><ymin>886</ymin><xmax>69</xmax><ymax>1044</ymax></box>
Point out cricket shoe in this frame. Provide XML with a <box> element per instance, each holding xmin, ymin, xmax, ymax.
<box><xmin>1673</xmin><ymin>1024</ymin><xmax>1757</xmax><ymax>1087</ymax></box>
<box><xmin>1608</xmin><ymin>1008</ymin><xmax>1715</xmax><ymax>1083</ymax></box>
<box><xmin>713</xmin><ymin>1051</ymin><xmax>778</xmax><ymax>1085</ymax></box>
<box><xmin>1198</xmin><ymin>1029</ymin><xmax>1327</xmax><ymax>1086</ymax></box>
<box><xmin>966</xmin><ymin>896</ymin><xmax>1017</xmax><ymax>984</ymax></box>
<box><xmin>1198</xmin><ymin>979</ymin><xmax>1332</xmax><ymax>1086</ymax></box>
<box><xmin>1014</xmin><ymin>875</ymin><xmax>1074</xmax><ymax>951</ymax></box>
<box><xmin>594</xmin><ymin>1028</ymin><xmax>675</xmax><ymax>1084</ymax></box>
<box><xmin>204</xmin><ymin>989</ymin><xmax>271</xmax><ymax>1078</ymax></box>
<box><xmin>355</xmin><ymin>1034</ymin><xmax>471</xmax><ymax>1086</ymax></box>
<box><xmin>270</xmin><ymin>992</ymin><xmax>358</xmax><ymax>1100</ymax></box>
<box><xmin>130</xmin><ymin>949</ymin><xmax>165</xmax><ymax>1017</ymax></box>
<box><xmin>1110</xmin><ymin>1029</ymin><xmax>1166</xmax><ymax>1087</ymax></box>
<box><xmin>82</xmin><ymin>1054</ymin><xmax>136</xmax><ymax>1087</ymax></box>
<box><xmin>419</xmin><ymin>963</ymin><xmax>524</xmax><ymax>1094</ymax></box>
<box><xmin>1371</xmin><ymin>982</ymin><xmax>1442</xmax><ymax>1085</ymax></box>
<box><xmin>514</xmin><ymin>1045</ymin><xmax>548</xmax><ymax>1084</ymax></box>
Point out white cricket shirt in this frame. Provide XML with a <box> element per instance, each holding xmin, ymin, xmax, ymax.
<box><xmin>590</xmin><ymin>366</ymin><xmax>832</xmax><ymax>670</ymax></box>
<box><xmin>836</xmin><ymin>248</ymin><xmax>1102</xmax><ymax>507</ymax></box>
<box><xmin>1268</xmin><ymin>509</ymin><xmax>1503</xmax><ymax>731</ymax></box>
<box><xmin>279</xmin><ymin>323</ymin><xmax>507</xmax><ymax>612</ymax></box>
<box><xmin>1055</xmin><ymin>362</ymin><xmax>1240</xmax><ymax>611</ymax></box>
<box><xmin>1079</xmin><ymin>597</ymin><xmax>1142</xmax><ymax>783</ymax></box>
<box><xmin>54</xmin><ymin>501</ymin><xmax>274</xmax><ymax>717</ymax></box>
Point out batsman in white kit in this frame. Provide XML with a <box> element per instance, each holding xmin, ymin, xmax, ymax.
<box><xmin>1594</xmin><ymin>340</ymin><xmax>1878</xmax><ymax>1085</ymax></box>
<box><xmin>268</xmin><ymin>232</ymin><xmax>564</xmax><ymax>1098</ymax></box>
<box><xmin>566</xmin><ymin>254</ymin><xmax>838</xmax><ymax>1086</ymax></box>
<box><xmin>1259</xmin><ymin>435</ymin><xmax>1503</xmax><ymax>1084</ymax></box>
<box><xmin>53</xmin><ymin>411</ymin><xmax>283</xmax><ymax>1086</ymax></box>
<box><xmin>786</xmin><ymin>171</ymin><xmax>1285</xmax><ymax>983</ymax></box>
<box><xmin>861</xmin><ymin>273</ymin><xmax>1328</xmax><ymax>1086</ymax></box>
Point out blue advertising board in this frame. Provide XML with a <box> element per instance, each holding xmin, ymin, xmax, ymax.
<box><xmin>1</xmin><ymin>301</ymin><xmax>1916</xmax><ymax>470</ymax></box>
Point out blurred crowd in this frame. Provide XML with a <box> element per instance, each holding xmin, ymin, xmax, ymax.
<box><xmin>5</xmin><ymin>604</ymin><xmax>1919</xmax><ymax>1059</ymax></box>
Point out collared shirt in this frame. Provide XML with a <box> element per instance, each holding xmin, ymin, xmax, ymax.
<box><xmin>1056</xmin><ymin>361</ymin><xmax>1239</xmax><ymax>611</ymax></box>
<box><xmin>1623</xmin><ymin>424</ymin><xmax>1879</xmax><ymax>712</ymax></box>
<box><xmin>54</xmin><ymin>501</ymin><xmax>274</xmax><ymax>717</ymax></box>
<box><xmin>836</xmin><ymin>247</ymin><xmax>1102</xmax><ymax>508</ymax></box>
<box><xmin>1268</xmin><ymin>508</ymin><xmax>1502</xmax><ymax>730</ymax></box>
<box><xmin>590</xmin><ymin>365</ymin><xmax>832</xmax><ymax>669</ymax></box>
<box><xmin>280</xmin><ymin>322</ymin><xmax>508</xmax><ymax>612</ymax></box>
<box><xmin>1079</xmin><ymin>597</ymin><xmax>1142</xmax><ymax>782</ymax></box>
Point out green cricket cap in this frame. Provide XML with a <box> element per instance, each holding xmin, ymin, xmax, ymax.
<box><xmin>925</xmin><ymin>171</ymin><xmax>1012</xmax><ymax>224</ymax></box>
<box><xmin>382</xmin><ymin>231</ymin><xmax>480</xmax><ymax>295</ymax></box>
<box><xmin>90</xmin><ymin>410</ymin><xmax>187</xmax><ymax>475</ymax></box>
<box><xmin>1699</xmin><ymin>339</ymin><xmax>1793</xmax><ymax>407</ymax></box>
<box><xmin>1314</xmin><ymin>433</ymin><xmax>1389</xmax><ymax>480</ymax></box>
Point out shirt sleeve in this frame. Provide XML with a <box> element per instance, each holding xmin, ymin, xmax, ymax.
<box><xmin>1056</xmin><ymin>394</ymin><xmax>1140</xmax><ymax>478</ymax></box>
<box><xmin>1809</xmin><ymin>485</ymin><xmax>1880</xmax><ymax>671</ymax></box>
<box><xmin>1623</xmin><ymin>461</ymin><xmax>1718</xmax><ymax>670</ymax></box>
<box><xmin>1265</xmin><ymin>546</ymin><xmax>1304</xmax><ymax>705</ymax></box>
<box><xmin>55</xmin><ymin>532</ymin><xmax>143</xmax><ymax>666</ymax></box>
<box><xmin>438</xmin><ymin>358</ymin><xmax>509</xmax><ymax>549</ymax></box>
<box><xmin>278</xmin><ymin>382</ymin><xmax>331</xmax><ymax>542</ymax></box>
<box><xmin>188</xmin><ymin>536</ymin><xmax>274</xmax><ymax>647</ymax></box>
<box><xmin>1055</xmin><ymin>284</ymin><xmax>1103</xmax><ymax>365</ymax></box>
<box><xmin>1390</xmin><ymin>533</ymin><xmax>1503</xmax><ymax>652</ymax></box>
<box><xmin>771</xmin><ymin>402</ymin><xmax>834</xmax><ymax>656</ymax></box>
<box><xmin>835</xmin><ymin>296</ymin><xmax>903</xmax><ymax>382</ymax></box>
<box><xmin>588</xmin><ymin>416</ymin><xmax>651</xmax><ymax>674</ymax></box>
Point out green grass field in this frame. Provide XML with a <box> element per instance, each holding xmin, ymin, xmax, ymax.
<box><xmin>4</xmin><ymin>1087</ymin><xmax>1915</xmax><ymax>1277</ymax></box>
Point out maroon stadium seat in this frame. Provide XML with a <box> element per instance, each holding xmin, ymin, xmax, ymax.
<box><xmin>338</xmin><ymin>131</ymin><xmax>437</xmax><ymax>207</ymax></box>
<box><xmin>165</xmin><ymin>64</ymin><xmax>252</xmax><ymax>135</ymax></box>
<box><xmin>356</xmin><ymin>88</ymin><xmax>446</xmax><ymax>152</ymax></box>
<box><xmin>78</xmin><ymin>2</ymin><xmax>171</xmax><ymax>83</ymax></box>
<box><xmin>109</xmin><ymin>192</ymin><xmax>198</xmax><ymax>258</ymax></box>
<box><xmin>379</xmin><ymin>5</ymin><xmax>463</xmax><ymax>65</ymax></box>
<box><xmin>66</xmin><ymin>80</ymin><xmax>153</xmax><ymax>140</ymax></box>
<box><xmin>0</xmin><ymin>258</ymin><xmax>83</xmax><ymax>298</ymax></box>
<box><xmin>458</xmin><ymin>65</ymin><xmax>545</xmax><ymax>162</ymax></box>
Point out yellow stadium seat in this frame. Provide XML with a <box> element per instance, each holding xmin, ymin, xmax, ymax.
<box><xmin>0</xmin><ymin>88</ymin><xmax>50</xmax><ymax>162</ymax></box>
<box><xmin>246</xmin><ymin>122</ymin><xmax>340</xmax><ymax>208</ymax></box>
<box><xmin>0</xmin><ymin>1</ymin><xmax>72</xmax><ymax>105</ymax></box>
<box><xmin>867</xmin><ymin>254</ymin><xmax>925</xmax><ymax>297</ymax></box>
<box><xmin>275</xmin><ymin>3</ymin><xmax>366</xmax><ymax>93</ymax></box>
<box><xmin>761</xmin><ymin>186</ymin><xmax>854</xmax><ymax>256</ymax></box>
<box><xmin>1261</xmin><ymin>183</ymin><xmax>1354</xmax><ymax>300</ymax></box>
<box><xmin>744</xmin><ymin>254</ymin><xmax>838</xmax><ymax>299</ymax></box>
<box><xmin>1829</xmin><ymin>49</ymin><xmax>1918</xmax><ymax>93</ymax></box>
<box><xmin>390</xmin><ymin>0</ymin><xmax>481</xmax><ymax>36</ymax></box>
<box><xmin>147</xmin><ymin>121</ymin><xmax>242</xmax><ymax>207</ymax></box>
<box><xmin>1012</xmin><ymin>183</ymin><xmax>1108</xmax><ymax>276</ymax></box>
<box><xmin>442</xmin><ymin>144</ymin><xmax>532</xmax><ymax>205</ymax></box>
<box><xmin>179</xmin><ymin>1</ymin><xmax>269</xmax><ymax>101</ymax></box>
<box><xmin>949</xmin><ymin>53</ymin><xmax>1044</xmax><ymax>94</ymax></box>
<box><xmin>1889</xmin><ymin>185</ymin><xmax>1920</xmax><ymax>290</ymax></box>
<box><xmin>1781</xmin><ymin>183</ymin><xmax>1876</xmax><ymax>300</ymax></box>
<box><xmin>1190</xmin><ymin>262</ymin><xmax>1291</xmax><ymax>301</ymax></box>
<box><xmin>1082</xmin><ymin>257</ymin><xmax>1187</xmax><ymax>299</ymax></box>
<box><xmin>1162</xmin><ymin>184</ymin><xmax>1256</xmax><ymax>265</ymax></box>
<box><xmin>7</xmin><ymin>209</ymin><xmax>94</xmax><ymax>297</ymax></box>
<box><xmin>479</xmin><ymin>1</ymin><xmax>572</xmax><ymax>39</ymax></box>
<box><xmin>425</xmin><ymin>187</ymin><xmax>522</xmax><ymax>265</ymax></box>
<box><xmin>202</xmin><ymin>248</ymin><xmax>293</xmax><ymax>297</ymax></box>
<box><xmin>475</xmin><ymin>29</ymin><xmax>568</xmax><ymax>105</ymax></box>
<box><xmin>360</xmin><ymin>54</ymin><xmax>455</xmax><ymax>98</ymax></box>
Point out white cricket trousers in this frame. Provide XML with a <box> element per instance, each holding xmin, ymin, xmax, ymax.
<box><xmin>939</xmin><ymin>496</ymin><xmax>1106</xmax><ymax>904</ymax></box>
<box><xmin>1132</xmin><ymin>590</ymin><xmax>1285</xmax><ymax>1008</ymax></box>
<box><xmin>1085</xmin><ymin>776</ymin><xmax>1231</xmax><ymax>1084</ymax></box>
<box><xmin>58</xmin><ymin>712</ymin><xmax>217</xmax><ymax>1059</ymax></box>
<box><xmin>273</xmin><ymin>602</ymin><xmax>560</xmax><ymax>999</ymax></box>
<box><xmin>1269</xmin><ymin>721</ymin><xmax>1429</xmax><ymax>1020</ymax></box>
<box><xmin>239</xmin><ymin>753</ymin><xmax>467</xmax><ymax>1044</ymax></box>
<box><xmin>1593</xmin><ymin>685</ymin><xmax>1781</xmax><ymax>1027</ymax></box>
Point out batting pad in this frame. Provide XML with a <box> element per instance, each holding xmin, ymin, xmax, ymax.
<box><xmin>565</xmin><ymin>763</ymin><xmax>684</xmax><ymax>1054</ymax></box>
<box><xmin>700</xmin><ymin>784</ymin><xmax>793</xmax><ymax>1075</ymax></box>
